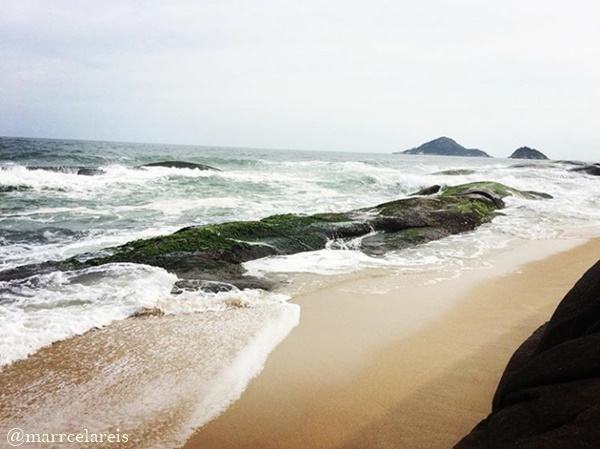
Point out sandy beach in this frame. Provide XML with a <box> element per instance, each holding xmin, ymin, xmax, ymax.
<box><xmin>3</xmin><ymin>4</ymin><xmax>600</xmax><ymax>447</ymax></box>
<box><xmin>185</xmin><ymin>238</ymin><xmax>600</xmax><ymax>449</ymax></box>
<box><xmin>1</xmin><ymin>238</ymin><xmax>599</xmax><ymax>448</ymax></box>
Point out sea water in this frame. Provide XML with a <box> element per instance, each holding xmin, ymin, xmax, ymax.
<box><xmin>1</xmin><ymin>136</ymin><xmax>599</xmax><ymax>367</ymax></box>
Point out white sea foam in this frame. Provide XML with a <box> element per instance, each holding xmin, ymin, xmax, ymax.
<box><xmin>2</xmin><ymin>153</ymin><xmax>600</xmax><ymax>368</ymax></box>
<box><xmin>2</xmin><ymin>160</ymin><xmax>599</xmax><ymax>276</ymax></box>
<box><xmin>0</xmin><ymin>263</ymin><xmax>290</xmax><ymax>367</ymax></box>
<box><xmin>0</xmin><ymin>164</ymin><xmax>221</xmax><ymax>192</ymax></box>
<box><xmin>0</xmin><ymin>226</ymin><xmax>182</xmax><ymax>271</ymax></box>
<box><xmin>1</xmin><ymin>304</ymin><xmax>300</xmax><ymax>448</ymax></box>
<box><xmin>179</xmin><ymin>303</ymin><xmax>300</xmax><ymax>439</ymax></box>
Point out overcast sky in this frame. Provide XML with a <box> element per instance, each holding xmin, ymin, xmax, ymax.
<box><xmin>1</xmin><ymin>0</ymin><xmax>599</xmax><ymax>158</ymax></box>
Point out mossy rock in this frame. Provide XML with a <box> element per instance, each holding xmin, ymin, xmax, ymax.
<box><xmin>441</xmin><ymin>181</ymin><xmax>552</xmax><ymax>200</ymax></box>
<box><xmin>93</xmin><ymin>211</ymin><xmax>366</xmax><ymax>274</ymax></box>
<box><xmin>361</xmin><ymin>227</ymin><xmax>448</xmax><ymax>256</ymax></box>
<box><xmin>448</xmin><ymin>197</ymin><xmax>499</xmax><ymax>221</ymax></box>
<box><xmin>0</xmin><ymin>181</ymin><xmax>552</xmax><ymax>290</ymax></box>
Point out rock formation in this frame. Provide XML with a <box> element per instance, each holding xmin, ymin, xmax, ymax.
<box><xmin>396</xmin><ymin>137</ymin><xmax>491</xmax><ymax>158</ymax></box>
<box><xmin>0</xmin><ymin>182</ymin><xmax>551</xmax><ymax>292</ymax></box>
<box><xmin>139</xmin><ymin>161</ymin><xmax>220</xmax><ymax>171</ymax></box>
<box><xmin>508</xmin><ymin>147</ymin><xmax>549</xmax><ymax>160</ymax></box>
<box><xmin>456</xmin><ymin>258</ymin><xmax>600</xmax><ymax>449</ymax></box>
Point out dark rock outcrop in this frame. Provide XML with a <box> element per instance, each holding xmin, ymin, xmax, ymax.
<box><xmin>509</xmin><ymin>162</ymin><xmax>553</xmax><ymax>169</ymax></box>
<box><xmin>571</xmin><ymin>164</ymin><xmax>600</xmax><ymax>176</ymax></box>
<box><xmin>0</xmin><ymin>183</ymin><xmax>513</xmax><ymax>285</ymax></box>
<box><xmin>139</xmin><ymin>161</ymin><xmax>220</xmax><ymax>171</ymax></box>
<box><xmin>441</xmin><ymin>181</ymin><xmax>553</xmax><ymax>200</ymax></box>
<box><xmin>410</xmin><ymin>185</ymin><xmax>441</xmax><ymax>196</ymax></box>
<box><xmin>131</xmin><ymin>307</ymin><xmax>165</xmax><ymax>318</ymax></box>
<box><xmin>508</xmin><ymin>147</ymin><xmax>549</xmax><ymax>160</ymax></box>
<box><xmin>433</xmin><ymin>169</ymin><xmax>477</xmax><ymax>176</ymax></box>
<box><xmin>455</xmin><ymin>259</ymin><xmax>600</xmax><ymax>449</ymax></box>
<box><xmin>556</xmin><ymin>160</ymin><xmax>587</xmax><ymax>166</ymax></box>
<box><xmin>26</xmin><ymin>166</ymin><xmax>105</xmax><ymax>176</ymax></box>
<box><xmin>396</xmin><ymin>137</ymin><xmax>491</xmax><ymax>158</ymax></box>
<box><xmin>0</xmin><ymin>185</ymin><xmax>32</xmax><ymax>193</ymax></box>
<box><xmin>76</xmin><ymin>167</ymin><xmax>105</xmax><ymax>176</ymax></box>
<box><xmin>0</xmin><ymin>182</ymin><xmax>550</xmax><ymax>290</ymax></box>
<box><xmin>90</xmin><ymin>189</ymin><xmax>502</xmax><ymax>283</ymax></box>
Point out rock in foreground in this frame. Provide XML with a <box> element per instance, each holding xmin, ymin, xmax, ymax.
<box><xmin>455</xmin><ymin>258</ymin><xmax>600</xmax><ymax>449</ymax></box>
<box><xmin>508</xmin><ymin>147</ymin><xmax>549</xmax><ymax>160</ymax></box>
<box><xmin>396</xmin><ymin>137</ymin><xmax>491</xmax><ymax>158</ymax></box>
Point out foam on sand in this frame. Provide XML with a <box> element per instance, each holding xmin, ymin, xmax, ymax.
<box><xmin>0</xmin><ymin>262</ymin><xmax>290</xmax><ymax>367</ymax></box>
<box><xmin>0</xmin><ymin>304</ymin><xmax>300</xmax><ymax>448</ymax></box>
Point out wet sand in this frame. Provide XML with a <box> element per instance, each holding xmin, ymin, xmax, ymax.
<box><xmin>0</xmin><ymin>305</ymin><xmax>300</xmax><ymax>448</ymax></box>
<box><xmin>185</xmin><ymin>238</ymin><xmax>600</xmax><ymax>449</ymax></box>
<box><xmin>1</xmin><ymin>239</ymin><xmax>599</xmax><ymax>449</ymax></box>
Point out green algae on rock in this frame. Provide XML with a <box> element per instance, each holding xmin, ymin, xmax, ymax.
<box><xmin>440</xmin><ymin>181</ymin><xmax>553</xmax><ymax>200</ymax></box>
<box><xmin>85</xmin><ymin>181</ymin><xmax>540</xmax><ymax>286</ymax></box>
<box><xmin>0</xmin><ymin>182</ymin><xmax>553</xmax><ymax>290</ymax></box>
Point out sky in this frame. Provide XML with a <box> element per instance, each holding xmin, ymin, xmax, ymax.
<box><xmin>1</xmin><ymin>0</ymin><xmax>599</xmax><ymax>159</ymax></box>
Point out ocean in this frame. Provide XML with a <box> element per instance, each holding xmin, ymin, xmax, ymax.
<box><xmin>1</xmin><ymin>136</ymin><xmax>599</xmax><ymax>369</ymax></box>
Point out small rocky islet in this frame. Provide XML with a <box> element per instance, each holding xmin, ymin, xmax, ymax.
<box><xmin>508</xmin><ymin>146</ymin><xmax>549</xmax><ymax>160</ymax></box>
<box><xmin>0</xmin><ymin>181</ymin><xmax>552</xmax><ymax>292</ymax></box>
<box><xmin>394</xmin><ymin>138</ymin><xmax>600</xmax><ymax>172</ymax></box>
<box><xmin>396</xmin><ymin>137</ymin><xmax>491</xmax><ymax>158</ymax></box>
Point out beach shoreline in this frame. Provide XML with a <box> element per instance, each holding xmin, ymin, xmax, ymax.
<box><xmin>185</xmin><ymin>237</ymin><xmax>600</xmax><ymax>449</ymax></box>
<box><xmin>1</xmin><ymin>237</ymin><xmax>599</xmax><ymax>448</ymax></box>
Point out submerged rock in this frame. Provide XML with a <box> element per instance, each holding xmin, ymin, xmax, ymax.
<box><xmin>455</xmin><ymin>258</ymin><xmax>600</xmax><ymax>449</ymax></box>
<box><xmin>76</xmin><ymin>167</ymin><xmax>105</xmax><ymax>176</ymax></box>
<box><xmin>139</xmin><ymin>161</ymin><xmax>220</xmax><ymax>171</ymax></box>
<box><xmin>432</xmin><ymin>169</ymin><xmax>477</xmax><ymax>176</ymax></box>
<box><xmin>26</xmin><ymin>166</ymin><xmax>105</xmax><ymax>176</ymax></box>
<box><xmin>509</xmin><ymin>162</ymin><xmax>553</xmax><ymax>169</ymax></box>
<box><xmin>556</xmin><ymin>160</ymin><xmax>587</xmax><ymax>166</ymax></box>
<box><xmin>508</xmin><ymin>147</ymin><xmax>549</xmax><ymax>160</ymax></box>
<box><xmin>0</xmin><ymin>182</ymin><xmax>551</xmax><ymax>289</ymax></box>
<box><xmin>131</xmin><ymin>307</ymin><xmax>164</xmax><ymax>318</ymax></box>
<box><xmin>0</xmin><ymin>185</ymin><xmax>32</xmax><ymax>193</ymax></box>
<box><xmin>571</xmin><ymin>164</ymin><xmax>600</xmax><ymax>176</ymax></box>
<box><xmin>172</xmin><ymin>279</ymin><xmax>238</xmax><ymax>294</ymax></box>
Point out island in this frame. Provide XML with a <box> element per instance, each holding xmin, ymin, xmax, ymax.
<box><xmin>395</xmin><ymin>137</ymin><xmax>491</xmax><ymax>157</ymax></box>
<box><xmin>508</xmin><ymin>147</ymin><xmax>549</xmax><ymax>160</ymax></box>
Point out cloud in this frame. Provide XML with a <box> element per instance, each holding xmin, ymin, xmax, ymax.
<box><xmin>1</xmin><ymin>0</ymin><xmax>599</xmax><ymax>158</ymax></box>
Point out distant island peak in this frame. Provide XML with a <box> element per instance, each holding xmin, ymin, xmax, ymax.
<box><xmin>395</xmin><ymin>137</ymin><xmax>491</xmax><ymax>158</ymax></box>
<box><xmin>508</xmin><ymin>146</ymin><xmax>549</xmax><ymax>160</ymax></box>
